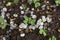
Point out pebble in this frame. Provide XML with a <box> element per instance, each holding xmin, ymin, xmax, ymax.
<box><xmin>46</xmin><ymin>17</ymin><xmax>52</xmax><ymax>23</ymax></box>
<box><xmin>37</xmin><ymin>19</ymin><xmax>42</xmax><ymax>25</ymax></box>
<box><xmin>19</xmin><ymin>23</ymin><xmax>28</xmax><ymax>29</ymax></box>
<box><xmin>13</xmin><ymin>14</ymin><xmax>18</xmax><ymax>17</ymax></box>
<box><xmin>29</xmin><ymin>25</ymin><xmax>36</xmax><ymax>30</ymax></box>
<box><xmin>39</xmin><ymin>25</ymin><xmax>43</xmax><ymax>29</ymax></box>
<box><xmin>3</xmin><ymin>37</ymin><xmax>6</xmax><ymax>40</ymax></box>
<box><xmin>20</xmin><ymin>6</ymin><xmax>23</xmax><ymax>9</ymax></box>
<box><xmin>21</xmin><ymin>11</ymin><xmax>24</xmax><ymax>14</ymax></box>
<box><xmin>3</xmin><ymin>1</ymin><xmax>6</xmax><ymax>3</ymax></box>
<box><xmin>4</xmin><ymin>19</ymin><xmax>7</xmax><ymax>22</ymax></box>
<box><xmin>40</xmin><ymin>22</ymin><xmax>44</xmax><ymax>26</ymax></box>
<box><xmin>20</xmin><ymin>33</ymin><xmax>25</xmax><ymax>37</ymax></box>
<box><xmin>42</xmin><ymin>16</ymin><xmax>46</xmax><ymax>22</ymax></box>
<box><xmin>2</xmin><ymin>7</ymin><xmax>7</xmax><ymax>12</ymax></box>
<box><xmin>6</xmin><ymin>13</ymin><xmax>10</xmax><ymax>18</ymax></box>
<box><xmin>32</xmin><ymin>15</ymin><xmax>37</xmax><ymax>19</ymax></box>
<box><xmin>31</xmin><ymin>8</ymin><xmax>34</xmax><ymax>10</ymax></box>
<box><xmin>46</xmin><ymin>1</ymin><xmax>49</xmax><ymax>3</ymax></box>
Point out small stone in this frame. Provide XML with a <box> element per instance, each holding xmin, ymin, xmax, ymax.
<box><xmin>20</xmin><ymin>6</ymin><xmax>23</xmax><ymax>9</ymax></box>
<box><xmin>3</xmin><ymin>1</ymin><xmax>6</xmax><ymax>3</ymax></box>
<box><xmin>31</xmin><ymin>8</ymin><xmax>34</xmax><ymax>10</ymax></box>
<box><xmin>47</xmin><ymin>1</ymin><xmax>49</xmax><ymax>3</ymax></box>
<box><xmin>46</xmin><ymin>17</ymin><xmax>52</xmax><ymax>23</ymax></box>
<box><xmin>32</xmin><ymin>15</ymin><xmax>37</xmax><ymax>19</ymax></box>
<box><xmin>58</xmin><ymin>29</ymin><xmax>60</xmax><ymax>32</ymax></box>
<box><xmin>20</xmin><ymin>33</ymin><xmax>25</xmax><ymax>37</ymax></box>
<box><xmin>2</xmin><ymin>7</ymin><xmax>7</xmax><ymax>12</ymax></box>
<box><xmin>19</xmin><ymin>23</ymin><xmax>28</xmax><ymax>29</ymax></box>
<box><xmin>3</xmin><ymin>37</ymin><xmax>6</xmax><ymax>40</ymax></box>
<box><xmin>37</xmin><ymin>19</ymin><xmax>42</xmax><ymax>26</ymax></box>
<box><xmin>21</xmin><ymin>11</ymin><xmax>24</xmax><ymax>14</ymax></box>
<box><xmin>31</xmin><ymin>11</ymin><xmax>34</xmax><ymax>14</ymax></box>
<box><xmin>4</xmin><ymin>19</ymin><xmax>7</xmax><ymax>22</ymax></box>
<box><xmin>13</xmin><ymin>14</ymin><xmax>18</xmax><ymax>17</ymax></box>
<box><xmin>39</xmin><ymin>25</ymin><xmax>43</xmax><ymax>29</ymax></box>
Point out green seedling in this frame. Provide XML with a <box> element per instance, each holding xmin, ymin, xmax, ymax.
<box><xmin>55</xmin><ymin>0</ymin><xmax>60</xmax><ymax>4</ymax></box>
<box><xmin>39</xmin><ymin>28</ymin><xmax>46</xmax><ymax>36</ymax></box>
<box><xmin>30</xmin><ymin>19</ymin><xmax>36</xmax><ymax>26</ymax></box>
<box><xmin>49</xmin><ymin>35</ymin><xmax>56</xmax><ymax>40</ymax></box>
<box><xmin>6</xmin><ymin>2</ymin><xmax>12</xmax><ymax>6</ymax></box>
<box><xmin>22</xmin><ymin>4</ymin><xmax>27</xmax><ymax>10</ymax></box>
<box><xmin>23</xmin><ymin>16</ymin><xmax>29</xmax><ymax>24</ymax></box>
<box><xmin>23</xmin><ymin>16</ymin><xmax>36</xmax><ymax>26</ymax></box>
<box><xmin>13</xmin><ymin>0</ymin><xmax>19</xmax><ymax>4</ymax></box>
<box><xmin>35</xmin><ymin>2</ymin><xmax>40</xmax><ymax>8</ymax></box>
<box><xmin>33</xmin><ymin>0</ymin><xmax>40</xmax><ymax>8</ymax></box>
<box><xmin>0</xmin><ymin>16</ymin><xmax>7</xmax><ymax>29</ymax></box>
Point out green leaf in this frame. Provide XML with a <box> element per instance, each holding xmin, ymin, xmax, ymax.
<box><xmin>6</xmin><ymin>2</ymin><xmax>12</xmax><ymax>6</ymax></box>
<box><xmin>13</xmin><ymin>0</ymin><xmax>19</xmax><ymax>4</ymax></box>
<box><xmin>39</xmin><ymin>29</ymin><xmax>43</xmax><ymax>34</ymax></box>
<box><xmin>55</xmin><ymin>0</ymin><xmax>60</xmax><ymax>4</ymax></box>
<box><xmin>28</xmin><ymin>18</ymin><xmax>32</xmax><ymax>24</ymax></box>
<box><xmin>0</xmin><ymin>16</ymin><xmax>7</xmax><ymax>29</ymax></box>
<box><xmin>52</xmin><ymin>36</ymin><xmax>56</xmax><ymax>40</ymax></box>
<box><xmin>22</xmin><ymin>4</ymin><xmax>27</xmax><ymax>10</ymax></box>
<box><xmin>35</xmin><ymin>2</ymin><xmax>40</xmax><ymax>8</ymax></box>
<box><xmin>49</xmin><ymin>38</ymin><xmax>51</xmax><ymax>40</ymax></box>
<box><xmin>39</xmin><ymin>29</ymin><xmax>46</xmax><ymax>36</ymax></box>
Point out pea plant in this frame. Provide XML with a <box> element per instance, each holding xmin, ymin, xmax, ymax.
<box><xmin>23</xmin><ymin>16</ymin><xmax>36</xmax><ymax>26</ymax></box>
<box><xmin>0</xmin><ymin>16</ymin><xmax>7</xmax><ymax>29</ymax></box>
<box><xmin>39</xmin><ymin>28</ymin><xmax>46</xmax><ymax>36</ymax></box>
<box><xmin>49</xmin><ymin>35</ymin><xmax>56</xmax><ymax>40</ymax></box>
<box><xmin>55</xmin><ymin>0</ymin><xmax>60</xmax><ymax>4</ymax></box>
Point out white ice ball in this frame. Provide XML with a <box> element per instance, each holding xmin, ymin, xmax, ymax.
<box><xmin>2</xmin><ymin>7</ymin><xmax>7</xmax><ymax>12</ymax></box>
<box><xmin>20</xmin><ymin>33</ymin><xmax>25</xmax><ymax>37</ymax></box>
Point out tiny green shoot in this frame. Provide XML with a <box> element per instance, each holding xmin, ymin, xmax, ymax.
<box><xmin>6</xmin><ymin>2</ymin><xmax>12</xmax><ymax>6</ymax></box>
<box><xmin>22</xmin><ymin>4</ymin><xmax>27</xmax><ymax>10</ymax></box>
<box><xmin>0</xmin><ymin>16</ymin><xmax>7</xmax><ymax>29</ymax></box>
<box><xmin>35</xmin><ymin>2</ymin><xmax>40</xmax><ymax>8</ymax></box>
<box><xmin>23</xmin><ymin>16</ymin><xmax>36</xmax><ymax>26</ymax></box>
<box><xmin>55</xmin><ymin>0</ymin><xmax>60</xmax><ymax>4</ymax></box>
<box><xmin>49</xmin><ymin>36</ymin><xmax>57</xmax><ymax>40</ymax></box>
<box><xmin>39</xmin><ymin>28</ymin><xmax>46</xmax><ymax>36</ymax></box>
<box><xmin>13</xmin><ymin>0</ymin><xmax>19</xmax><ymax>4</ymax></box>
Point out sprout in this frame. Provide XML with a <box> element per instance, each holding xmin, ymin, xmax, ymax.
<box><xmin>35</xmin><ymin>2</ymin><xmax>40</xmax><ymax>8</ymax></box>
<box><xmin>55</xmin><ymin>0</ymin><xmax>60</xmax><ymax>4</ymax></box>
<box><xmin>6</xmin><ymin>2</ymin><xmax>12</xmax><ymax>6</ymax></box>
<box><xmin>13</xmin><ymin>0</ymin><xmax>19</xmax><ymax>4</ymax></box>
<box><xmin>22</xmin><ymin>4</ymin><xmax>27</xmax><ymax>10</ymax></box>
<box><xmin>49</xmin><ymin>36</ymin><xmax>56</xmax><ymax>40</ymax></box>
<box><xmin>23</xmin><ymin>16</ymin><xmax>29</xmax><ymax>24</ymax></box>
<box><xmin>0</xmin><ymin>16</ymin><xmax>7</xmax><ymax>29</ymax></box>
<box><xmin>39</xmin><ymin>28</ymin><xmax>46</xmax><ymax>36</ymax></box>
<box><xmin>23</xmin><ymin>16</ymin><xmax>36</xmax><ymax>26</ymax></box>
